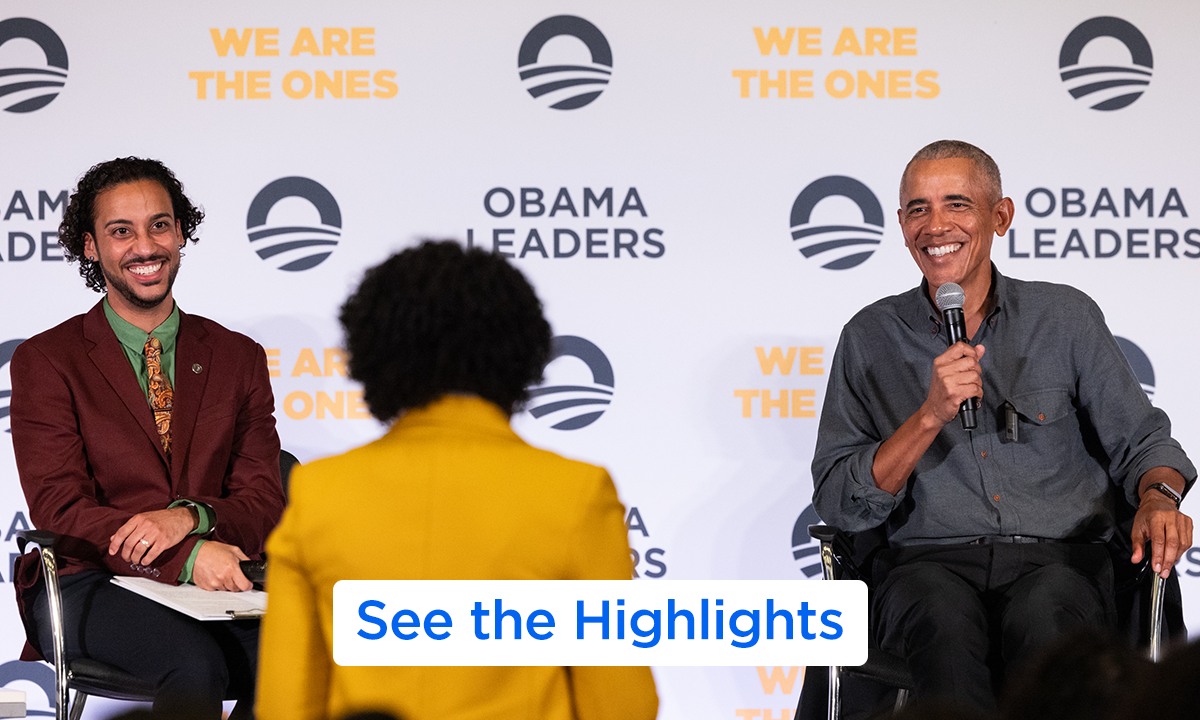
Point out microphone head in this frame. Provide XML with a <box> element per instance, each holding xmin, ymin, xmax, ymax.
<box><xmin>935</xmin><ymin>282</ymin><xmax>966</xmax><ymax>311</ymax></box>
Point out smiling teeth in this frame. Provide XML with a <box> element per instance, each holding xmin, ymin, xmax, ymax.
<box><xmin>129</xmin><ymin>263</ymin><xmax>163</xmax><ymax>276</ymax></box>
<box><xmin>926</xmin><ymin>244</ymin><xmax>962</xmax><ymax>257</ymax></box>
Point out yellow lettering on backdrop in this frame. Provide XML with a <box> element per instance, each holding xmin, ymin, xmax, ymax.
<box><xmin>247</xmin><ymin>70</ymin><xmax>270</xmax><ymax>99</ymax></box>
<box><xmin>350</xmin><ymin>27</ymin><xmax>375</xmax><ymax>56</ymax></box>
<box><xmin>255</xmin><ymin>28</ymin><xmax>279</xmax><ymax>56</ymax></box>
<box><xmin>825</xmin><ymin>69</ymin><xmax>853</xmax><ymax>98</ymax></box>
<box><xmin>210</xmin><ymin>28</ymin><xmax>252</xmax><ymax>57</ymax></box>
<box><xmin>290</xmin><ymin>28</ymin><xmax>321</xmax><ymax>56</ymax></box>
<box><xmin>864</xmin><ymin>28</ymin><xmax>891</xmax><ymax>55</ymax></box>
<box><xmin>373</xmin><ymin>70</ymin><xmax>398</xmax><ymax>98</ymax></box>
<box><xmin>734</xmin><ymin>389</ymin><xmax>760</xmax><ymax>417</ymax></box>
<box><xmin>323</xmin><ymin>28</ymin><xmax>350</xmax><ymax>56</ymax></box>
<box><xmin>857</xmin><ymin>70</ymin><xmax>885</xmax><ymax>99</ymax></box>
<box><xmin>757</xmin><ymin>666</ymin><xmax>802</xmax><ymax>695</ymax></box>
<box><xmin>292</xmin><ymin>348</ymin><xmax>322</xmax><ymax>376</ymax></box>
<box><xmin>732</xmin><ymin>69</ymin><xmax>756</xmax><ymax>98</ymax></box>
<box><xmin>762</xmin><ymin>390</ymin><xmax>788</xmax><ymax>418</ymax></box>
<box><xmin>264</xmin><ymin>348</ymin><xmax>281</xmax><ymax>378</ymax></box>
<box><xmin>799</xmin><ymin>347</ymin><xmax>823</xmax><ymax>375</ymax></box>
<box><xmin>346</xmin><ymin>70</ymin><xmax>370</xmax><ymax>98</ymax></box>
<box><xmin>347</xmin><ymin>390</ymin><xmax>371</xmax><ymax>419</ymax></box>
<box><xmin>316</xmin><ymin>71</ymin><xmax>343</xmax><ymax>99</ymax></box>
<box><xmin>831</xmin><ymin>28</ymin><xmax>863</xmax><ymax>56</ymax></box>
<box><xmin>283</xmin><ymin>70</ymin><xmax>312</xmax><ymax>98</ymax></box>
<box><xmin>916</xmin><ymin>70</ymin><xmax>939</xmax><ymax>98</ymax></box>
<box><xmin>316</xmin><ymin>391</ymin><xmax>344</xmax><ymax>419</ymax></box>
<box><xmin>792</xmin><ymin>389</ymin><xmax>816</xmax><ymax>418</ymax></box>
<box><xmin>216</xmin><ymin>71</ymin><xmax>244</xmax><ymax>100</ymax></box>
<box><xmin>323</xmin><ymin>349</ymin><xmax>347</xmax><ymax>377</ymax></box>
<box><xmin>789</xmin><ymin>70</ymin><xmax>814</xmax><ymax>98</ymax></box>
<box><xmin>889</xmin><ymin>70</ymin><xmax>912</xmax><ymax>99</ymax></box>
<box><xmin>284</xmin><ymin>391</ymin><xmax>313</xmax><ymax>420</ymax></box>
<box><xmin>759</xmin><ymin>70</ymin><xmax>786</xmax><ymax>98</ymax></box>
<box><xmin>188</xmin><ymin>71</ymin><xmax>214</xmax><ymax>99</ymax></box>
<box><xmin>756</xmin><ymin>347</ymin><xmax>797</xmax><ymax>375</ymax></box>
<box><xmin>754</xmin><ymin>27</ymin><xmax>794</xmax><ymax>55</ymax></box>
<box><xmin>797</xmin><ymin>28</ymin><xmax>822</xmax><ymax>55</ymax></box>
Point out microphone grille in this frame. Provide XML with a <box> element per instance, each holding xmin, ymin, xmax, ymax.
<box><xmin>935</xmin><ymin>283</ymin><xmax>965</xmax><ymax>311</ymax></box>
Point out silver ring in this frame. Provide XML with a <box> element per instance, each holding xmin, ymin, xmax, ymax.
<box><xmin>140</xmin><ymin>539</ymin><xmax>151</xmax><ymax>548</ymax></box>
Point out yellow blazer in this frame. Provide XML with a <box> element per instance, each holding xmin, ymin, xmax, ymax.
<box><xmin>256</xmin><ymin>395</ymin><xmax>658</xmax><ymax>720</ymax></box>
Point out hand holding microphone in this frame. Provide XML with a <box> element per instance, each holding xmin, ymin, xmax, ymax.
<box><xmin>932</xmin><ymin>282</ymin><xmax>981</xmax><ymax>430</ymax></box>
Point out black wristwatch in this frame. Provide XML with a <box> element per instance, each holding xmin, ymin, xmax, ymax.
<box><xmin>1146</xmin><ymin>482</ymin><xmax>1183</xmax><ymax>510</ymax></box>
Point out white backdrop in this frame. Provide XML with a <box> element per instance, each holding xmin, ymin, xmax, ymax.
<box><xmin>2</xmin><ymin>2</ymin><xmax>1199</xmax><ymax>717</ymax></box>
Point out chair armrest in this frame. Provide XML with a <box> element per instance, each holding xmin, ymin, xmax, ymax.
<box><xmin>15</xmin><ymin>529</ymin><xmax>59</xmax><ymax>555</ymax></box>
<box><xmin>15</xmin><ymin>529</ymin><xmax>69</xmax><ymax>713</ymax></box>
<box><xmin>808</xmin><ymin>525</ymin><xmax>844</xmax><ymax>582</ymax></box>
<box><xmin>808</xmin><ymin>524</ymin><xmax>841</xmax><ymax>544</ymax></box>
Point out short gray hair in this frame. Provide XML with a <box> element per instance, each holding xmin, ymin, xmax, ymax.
<box><xmin>900</xmin><ymin>140</ymin><xmax>1002</xmax><ymax>205</ymax></box>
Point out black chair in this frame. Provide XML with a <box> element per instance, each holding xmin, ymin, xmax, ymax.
<box><xmin>797</xmin><ymin>517</ymin><xmax>1180</xmax><ymax>720</ymax></box>
<box><xmin>14</xmin><ymin>449</ymin><xmax>299</xmax><ymax>720</ymax></box>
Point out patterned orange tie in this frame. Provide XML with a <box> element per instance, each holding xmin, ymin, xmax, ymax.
<box><xmin>144</xmin><ymin>336</ymin><xmax>173</xmax><ymax>457</ymax></box>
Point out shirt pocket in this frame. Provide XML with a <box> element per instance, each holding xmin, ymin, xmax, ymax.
<box><xmin>1001</xmin><ymin>388</ymin><xmax>1079</xmax><ymax>478</ymax></box>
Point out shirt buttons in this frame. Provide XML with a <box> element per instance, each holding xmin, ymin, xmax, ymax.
<box><xmin>993</xmin><ymin>494</ymin><xmax>1001</xmax><ymax>502</ymax></box>
<box><xmin>1038</xmin><ymin>413</ymin><xmax>1045</xmax><ymax>421</ymax></box>
<box><xmin>981</xmin><ymin>451</ymin><xmax>988</xmax><ymax>458</ymax></box>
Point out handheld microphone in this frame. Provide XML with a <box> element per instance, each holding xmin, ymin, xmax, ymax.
<box><xmin>934</xmin><ymin>282</ymin><xmax>977</xmax><ymax>430</ymax></box>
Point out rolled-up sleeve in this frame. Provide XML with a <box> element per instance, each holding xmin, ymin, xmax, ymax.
<box><xmin>1071</xmin><ymin>299</ymin><xmax>1197</xmax><ymax>506</ymax></box>
<box><xmin>811</xmin><ymin>328</ymin><xmax>905</xmax><ymax>532</ymax></box>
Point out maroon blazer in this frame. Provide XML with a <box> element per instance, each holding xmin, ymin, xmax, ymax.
<box><xmin>9</xmin><ymin>300</ymin><xmax>285</xmax><ymax>654</ymax></box>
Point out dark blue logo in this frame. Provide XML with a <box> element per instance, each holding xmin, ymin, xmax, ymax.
<box><xmin>0</xmin><ymin>338</ymin><xmax>25</xmax><ymax>434</ymax></box>
<box><xmin>526</xmin><ymin>336</ymin><xmax>613</xmax><ymax>430</ymax></box>
<box><xmin>0</xmin><ymin>659</ymin><xmax>54</xmax><ymax>715</ymax></box>
<box><xmin>1059</xmin><ymin>17</ymin><xmax>1153</xmax><ymax>111</ymax></box>
<box><xmin>0</xmin><ymin>17</ymin><xmax>68</xmax><ymax>113</ymax></box>
<box><xmin>246</xmin><ymin>177</ymin><xmax>342</xmax><ymax>272</ymax></box>
<box><xmin>518</xmin><ymin>16</ymin><xmax>612</xmax><ymax>110</ymax></box>
<box><xmin>791</xmin><ymin>503</ymin><xmax>823</xmax><ymax>578</ymax></box>
<box><xmin>1115</xmin><ymin>336</ymin><xmax>1155</xmax><ymax>398</ymax></box>
<box><xmin>789</xmin><ymin>176</ymin><xmax>884</xmax><ymax>270</ymax></box>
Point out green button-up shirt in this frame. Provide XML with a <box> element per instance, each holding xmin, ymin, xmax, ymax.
<box><xmin>102</xmin><ymin>297</ymin><xmax>212</xmax><ymax>583</ymax></box>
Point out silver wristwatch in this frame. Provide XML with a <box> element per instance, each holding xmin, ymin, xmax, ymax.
<box><xmin>1146</xmin><ymin>482</ymin><xmax>1183</xmax><ymax>510</ymax></box>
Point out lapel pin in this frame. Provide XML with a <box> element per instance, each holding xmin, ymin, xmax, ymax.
<box><xmin>192</xmin><ymin>363</ymin><xmax>203</xmax><ymax>374</ymax></box>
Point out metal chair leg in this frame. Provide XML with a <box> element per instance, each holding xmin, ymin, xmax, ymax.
<box><xmin>819</xmin><ymin>537</ymin><xmax>840</xmax><ymax>720</ymax></box>
<box><xmin>1148</xmin><ymin>572</ymin><xmax>1165</xmax><ymax>662</ymax></box>
<box><xmin>894</xmin><ymin>688</ymin><xmax>909</xmax><ymax>712</ymax></box>
<box><xmin>67</xmin><ymin>691</ymin><xmax>87</xmax><ymax>720</ymax></box>
<box><xmin>38</xmin><ymin>547</ymin><xmax>70</xmax><ymax>720</ymax></box>
<box><xmin>827</xmin><ymin>665</ymin><xmax>840</xmax><ymax>720</ymax></box>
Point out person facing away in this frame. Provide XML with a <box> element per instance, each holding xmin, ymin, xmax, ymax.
<box><xmin>811</xmin><ymin>140</ymin><xmax>1194</xmax><ymax>711</ymax></box>
<box><xmin>255</xmin><ymin>240</ymin><xmax>658</xmax><ymax>720</ymax></box>
<box><xmin>9</xmin><ymin>157</ymin><xmax>285</xmax><ymax>719</ymax></box>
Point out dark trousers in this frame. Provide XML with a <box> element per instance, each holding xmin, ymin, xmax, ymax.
<box><xmin>872</xmin><ymin>542</ymin><xmax>1114</xmax><ymax>713</ymax></box>
<box><xmin>28</xmin><ymin>570</ymin><xmax>259</xmax><ymax>720</ymax></box>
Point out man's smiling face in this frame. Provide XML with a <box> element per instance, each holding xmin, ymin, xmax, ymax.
<box><xmin>898</xmin><ymin>157</ymin><xmax>1010</xmax><ymax>295</ymax></box>
<box><xmin>83</xmin><ymin>178</ymin><xmax>182</xmax><ymax>316</ymax></box>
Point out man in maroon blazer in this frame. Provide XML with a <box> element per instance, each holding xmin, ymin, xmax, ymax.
<box><xmin>9</xmin><ymin>157</ymin><xmax>285</xmax><ymax>719</ymax></box>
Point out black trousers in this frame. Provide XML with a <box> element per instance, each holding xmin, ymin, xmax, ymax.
<box><xmin>872</xmin><ymin>542</ymin><xmax>1114</xmax><ymax>712</ymax></box>
<box><xmin>28</xmin><ymin>570</ymin><xmax>259</xmax><ymax>719</ymax></box>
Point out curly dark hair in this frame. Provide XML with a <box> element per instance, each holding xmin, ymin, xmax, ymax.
<box><xmin>340</xmin><ymin>240</ymin><xmax>553</xmax><ymax>421</ymax></box>
<box><xmin>58</xmin><ymin>157</ymin><xmax>204</xmax><ymax>292</ymax></box>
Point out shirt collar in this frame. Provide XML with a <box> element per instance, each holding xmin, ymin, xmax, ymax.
<box><xmin>902</xmin><ymin>263</ymin><xmax>1007</xmax><ymax>335</ymax></box>
<box><xmin>102</xmin><ymin>296</ymin><xmax>181</xmax><ymax>355</ymax></box>
<box><xmin>389</xmin><ymin>394</ymin><xmax>518</xmax><ymax>440</ymax></box>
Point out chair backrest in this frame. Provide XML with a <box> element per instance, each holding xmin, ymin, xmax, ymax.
<box><xmin>280</xmin><ymin>449</ymin><xmax>300</xmax><ymax>499</ymax></box>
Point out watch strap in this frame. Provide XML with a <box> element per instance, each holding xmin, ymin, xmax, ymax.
<box><xmin>1147</xmin><ymin>482</ymin><xmax>1183</xmax><ymax>510</ymax></box>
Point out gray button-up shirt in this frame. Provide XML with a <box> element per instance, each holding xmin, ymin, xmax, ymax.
<box><xmin>812</xmin><ymin>266</ymin><xmax>1196</xmax><ymax>546</ymax></box>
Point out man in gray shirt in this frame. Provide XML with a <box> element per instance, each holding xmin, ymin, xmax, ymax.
<box><xmin>812</xmin><ymin>140</ymin><xmax>1195</xmax><ymax>710</ymax></box>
